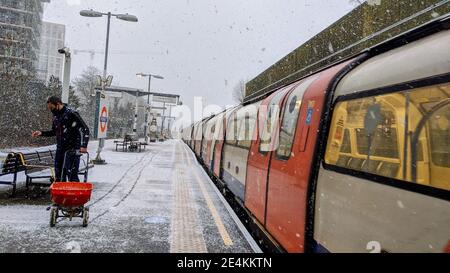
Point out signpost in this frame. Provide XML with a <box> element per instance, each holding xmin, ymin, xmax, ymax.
<box><xmin>92</xmin><ymin>76</ymin><xmax>112</xmax><ymax>164</ymax></box>
<box><xmin>150</xmin><ymin>92</ymin><xmax>179</xmax><ymax>105</ymax></box>
<box><xmin>148</xmin><ymin>92</ymin><xmax>180</xmax><ymax>139</ymax></box>
<box><xmin>97</xmin><ymin>95</ymin><xmax>109</xmax><ymax>139</ymax></box>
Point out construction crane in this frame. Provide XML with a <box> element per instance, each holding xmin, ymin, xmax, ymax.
<box><xmin>73</xmin><ymin>49</ymin><xmax>161</xmax><ymax>66</ymax></box>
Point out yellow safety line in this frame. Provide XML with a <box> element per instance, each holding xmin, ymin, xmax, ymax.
<box><xmin>181</xmin><ymin>144</ymin><xmax>233</xmax><ymax>246</ymax></box>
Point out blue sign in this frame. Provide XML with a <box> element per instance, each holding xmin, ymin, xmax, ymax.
<box><xmin>305</xmin><ymin>108</ymin><xmax>313</xmax><ymax>125</ymax></box>
<box><xmin>100</xmin><ymin>117</ymin><xmax>108</xmax><ymax>123</ymax></box>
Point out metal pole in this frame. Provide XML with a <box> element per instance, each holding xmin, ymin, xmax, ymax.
<box><xmin>144</xmin><ymin>76</ymin><xmax>152</xmax><ymax>143</ymax></box>
<box><xmin>162</xmin><ymin>101</ymin><xmax>166</xmax><ymax>139</ymax></box>
<box><xmin>133</xmin><ymin>92</ymin><xmax>138</xmax><ymax>137</ymax></box>
<box><xmin>103</xmin><ymin>12</ymin><xmax>111</xmax><ymax>78</ymax></box>
<box><xmin>167</xmin><ymin>105</ymin><xmax>173</xmax><ymax>138</ymax></box>
<box><xmin>61</xmin><ymin>52</ymin><xmax>71</xmax><ymax>104</ymax></box>
<box><xmin>93</xmin><ymin>12</ymin><xmax>112</xmax><ymax>164</ymax></box>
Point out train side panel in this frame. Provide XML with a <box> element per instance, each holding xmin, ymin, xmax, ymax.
<box><xmin>314</xmin><ymin>29</ymin><xmax>450</xmax><ymax>252</ymax></box>
<box><xmin>221</xmin><ymin>103</ymin><xmax>259</xmax><ymax>200</ymax></box>
<box><xmin>245</xmin><ymin>86</ymin><xmax>292</xmax><ymax>224</ymax></box>
<box><xmin>202</xmin><ymin>116</ymin><xmax>217</xmax><ymax>169</ymax></box>
<box><xmin>264</xmin><ymin>60</ymin><xmax>353</xmax><ymax>253</ymax></box>
<box><xmin>199</xmin><ymin>117</ymin><xmax>213</xmax><ymax>160</ymax></box>
<box><xmin>211</xmin><ymin>112</ymin><xmax>226</xmax><ymax>176</ymax></box>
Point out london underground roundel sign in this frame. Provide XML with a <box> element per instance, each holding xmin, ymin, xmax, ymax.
<box><xmin>97</xmin><ymin>96</ymin><xmax>109</xmax><ymax>139</ymax></box>
<box><xmin>100</xmin><ymin>106</ymin><xmax>108</xmax><ymax>133</ymax></box>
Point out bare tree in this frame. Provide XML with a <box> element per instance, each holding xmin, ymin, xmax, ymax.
<box><xmin>73</xmin><ymin>66</ymin><xmax>102</xmax><ymax>132</ymax></box>
<box><xmin>232</xmin><ymin>79</ymin><xmax>246</xmax><ymax>104</ymax></box>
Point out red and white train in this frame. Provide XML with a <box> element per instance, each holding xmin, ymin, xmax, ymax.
<box><xmin>181</xmin><ymin>16</ymin><xmax>450</xmax><ymax>253</ymax></box>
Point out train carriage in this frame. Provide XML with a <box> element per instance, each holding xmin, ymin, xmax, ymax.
<box><xmin>183</xmin><ymin>16</ymin><xmax>450</xmax><ymax>253</ymax></box>
<box><xmin>211</xmin><ymin>107</ymin><xmax>240</xmax><ymax>178</ymax></box>
<box><xmin>314</xmin><ymin>26</ymin><xmax>450</xmax><ymax>253</ymax></box>
<box><xmin>198</xmin><ymin>116</ymin><xmax>214</xmax><ymax>160</ymax></box>
<box><xmin>191</xmin><ymin>120</ymin><xmax>202</xmax><ymax>151</ymax></box>
<box><xmin>201</xmin><ymin>115</ymin><xmax>217</xmax><ymax>167</ymax></box>
<box><xmin>221</xmin><ymin>102</ymin><xmax>260</xmax><ymax>201</ymax></box>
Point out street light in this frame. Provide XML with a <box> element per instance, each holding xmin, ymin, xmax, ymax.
<box><xmin>80</xmin><ymin>9</ymin><xmax>138</xmax><ymax>164</ymax></box>
<box><xmin>58</xmin><ymin>47</ymin><xmax>71</xmax><ymax>104</ymax></box>
<box><xmin>79</xmin><ymin>10</ymin><xmax>103</xmax><ymax>17</ymax></box>
<box><xmin>136</xmin><ymin>73</ymin><xmax>164</xmax><ymax>143</ymax></box>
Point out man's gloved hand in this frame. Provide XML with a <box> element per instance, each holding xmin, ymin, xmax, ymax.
<box><xmin>31</xmin><ymin>131</ymin><xmax>42</xmax><ymax>138</ymax></box>
<box><xmin>79</xmin><ymin>147</ymin><xmax>88</xmax><ymax>153</ymax></box>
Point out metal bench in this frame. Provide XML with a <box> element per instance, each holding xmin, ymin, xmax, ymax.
<box><xmin>0</xmin><ymin>153</ymin><xmax>26</xmax><ymax>196</ymax></box>
<box><xmin>1</xmin><ymin>149</ymin><xmax>92</xmax><ymax>197</ymax></box>
<box><xmin>114</xmin><ymin>139</ymin><xmax>130</xmax><ymax>152</ymax></box>
<box><xmin>128</xmin><ymin>141</ymin><xmax>147</xmax><ymax>152</ymax></box>
<box><xmin>21</xmin><ymin>150</ymin><xmax>56</xmax><ymax>193</ymax></box>
<box><xmin>114</xmin><ymin>137</ymin><xmax>147</xmax><ymax>152</ymax></box>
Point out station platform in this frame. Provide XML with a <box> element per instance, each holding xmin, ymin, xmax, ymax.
<box><xmin>0</xmin><ymin>139</ymin><xmax>261</xmax><ymax>253</ymax></box>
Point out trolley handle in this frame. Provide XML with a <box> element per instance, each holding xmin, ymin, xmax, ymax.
<box><xmin>61</xmin><ymin>150</ymin><xmax>90</xmax><ymax>183</ymax></box>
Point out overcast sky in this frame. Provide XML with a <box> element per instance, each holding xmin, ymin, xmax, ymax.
<box><xmin>43</xmin><ymin>0</ymin><xmax>357</xmax><ymax>110</ymax></box>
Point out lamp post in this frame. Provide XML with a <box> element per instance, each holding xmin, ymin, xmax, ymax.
<box><xmin>80</xmin><ymin>9</ymin><xmax>138</xmax><ymax>164</ymax></box>
<box><xmin>58</xmin><ymin>47</ymin><xmax>71</xmax><ymax>104</ymax></box>
<box><xmin>136</xmin><ymin>73</ymin><xmax>164</xmax><ymax>143</ymax></box>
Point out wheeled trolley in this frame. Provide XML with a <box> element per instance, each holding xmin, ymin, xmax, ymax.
<box><xmin>48</xmin><ymin>151</ymin><xmax>93</xmax><ymax>227</ymax></box>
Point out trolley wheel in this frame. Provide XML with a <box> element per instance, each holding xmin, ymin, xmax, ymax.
<box><xmin>50</xmin><ymin>207</ymin><xmax>57</xmax><ymax>227</ymax></box>
<box><xmin>82</xmin><ymin>207</ymin><xmax>89</xmax><ymax>227</ymax></box>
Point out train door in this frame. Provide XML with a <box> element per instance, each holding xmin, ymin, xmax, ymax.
<box><xmin>245</xmin><ymin>86</ymin><xmax>292</xmax><ymax>224</ymax></box>
<box><xmin>211</xmin><ymin>113</ymin><xmax>225</xmax><ymax>175</ymax></box>
<box><xmin>203</xmin><ymin>117</ymin><xmax>217</xmax><ymax>168</ymax></box>
<box><xmin>265</xmin><ymin>60</ymin><xmax>354</xmax><ymax>253</ymax></box>
<box><xmin>189</xmin><ymin>123</ymin><xmax>197</xmax><ymax>148</ymax></box>
<box><xmin>213</xmin><ymin>108</ymin><xmax>237</xmax><ymax>178</ymax></box>
<box><xmin>200</xmin><ymin>116</ymin><xmax>213</xmax><ymax>160</ymax></box>
<box><xmin>194</xmin><ymin>119</ymin><xmax>205</xmax><ymax>155</ymax></box>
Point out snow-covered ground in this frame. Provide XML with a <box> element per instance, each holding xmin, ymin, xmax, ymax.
<box><xmin>0</xmin><ymin>139</ymin><xmax>258</xmax><ymax>253</ymax></box>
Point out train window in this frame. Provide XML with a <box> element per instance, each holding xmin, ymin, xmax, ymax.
<box><xmin>237</xmin><ymin>116</ymin><xmax>251</xmax><ymax>148</ymax></box>
<box><xmin>226</xmin><ymin>112</ymin><xmax>238</xmax><ymax>145</ymax></box>
<box><xmin>355</xmin><ymin>128</ymin><xmax>399</xmax><ymax>158</ymax></box>
<box><xmin>236</xmin><ymin>104</ymin><xmax>259</xmax><ymax>149</ymax></box>
<box><xmin>429</xmin><ymin>106</ymin><xmax>450</xmax><ymax>167</ymax></box>
<box><xmin>215</xmin><ymin>113</ymin><xmax>225</xmax><ymax>141</ymax></box>
<box><xmin>325</xmin><ymin>82</ymin><xmax>450</xmax><ymax>191</ymax></box>
<box><xmin>260</xmin><ymin>88</ymin><xmax>290</xmax><ymax>153</ymax></box>
<box><xmin>276</xmin><ymin>76</ymin><xmax>318</xmax><ymax>158</ymax></box>
<box><xmin>277</xmin><ymin>94</ymin><xmax>301</xmax><ymax>158</ymax></box>
<box><xmin>340</xmin><ymin>129</ymin><xmax>351</xmax><ymax>154</ymax></box>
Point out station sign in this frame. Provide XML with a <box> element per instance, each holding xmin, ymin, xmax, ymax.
<box><xmin>96</xmin><ymin>93</ymin><xmax>109</xmax><ymax>139</ymax></box>
<box><xmin>151</xmin><ymin>92</ymin><xmax>179</xmax><ymax>105</ymax></box>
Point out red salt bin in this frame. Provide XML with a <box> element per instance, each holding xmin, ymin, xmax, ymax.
<box><xmin>50</xmin><ymin>182</ymin><xmax>93</xmax><ymax>208</ymax></box>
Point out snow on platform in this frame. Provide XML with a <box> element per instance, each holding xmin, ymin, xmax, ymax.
<box><xmin>0</xmin><ymin>139</ymin><xmax>259</xmax><ymax>253</ymax></box>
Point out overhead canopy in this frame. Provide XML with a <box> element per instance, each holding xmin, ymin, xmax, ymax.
<box><xmin>95</xmin><ymin>85</ymin><xmax>150</xmax><ymax>97</ymax></box>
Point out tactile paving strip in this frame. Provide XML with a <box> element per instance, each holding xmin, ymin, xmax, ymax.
<box><xmin>169</xmin><ymin>147</ymin><xmax>207</xmax><ymax>253</ymax></box>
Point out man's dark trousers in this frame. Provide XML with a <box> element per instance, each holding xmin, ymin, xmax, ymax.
<box><xmin>55</xmin><ymin>149</ymin><xmax>80</xmax><ymax>182</ymax></box>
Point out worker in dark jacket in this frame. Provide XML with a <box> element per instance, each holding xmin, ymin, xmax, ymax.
<box><xmin>32</xmin><ymin>96</ymin><xmax>90</xmax><ymax>182</ymax></box>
